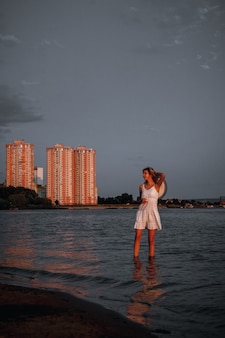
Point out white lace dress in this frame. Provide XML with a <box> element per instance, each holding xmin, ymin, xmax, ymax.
<box><xmin>134</xmin><ymin>184</ymin><xmax>162</xmax><ymax>230</ymax></box>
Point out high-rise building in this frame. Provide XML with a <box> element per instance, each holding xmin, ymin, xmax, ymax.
<box><xmin>74</xmin><ymin>146</ymin><xmax>97</xmax><ymax>205</ymax></box>
<box><xmin>34</xmin><ymin>166</ymin><xmax>43</xmax><ymax>185</ymax></box>
<box><xmin>6</xmin><ymin>140</ymin><xmax>35</xmax><ymax>190</ymax></box>
<box><xmin>34</xmin><ymin>166</ymin><xmax>45</xmax><ymax>198</ymax></box>
<box><xmin>46</xmin><ymin>144</ymin><xmax>97</xmax><ymax>205</ymax></box>
<box><xmin>46</xmin><ymin>144</ymin><xmax>75</xmax><ymax>205</ymax></box>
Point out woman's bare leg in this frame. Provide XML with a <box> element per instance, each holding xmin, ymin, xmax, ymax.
<box><xmin>134</xmin><ymin>229</ymin><xmax>143</xmax><ymax>257</ymax></box>
<box><xmin>148</xmin><ymin>229</ymin><xmax>157</xmax><ymax>258</ymax></box>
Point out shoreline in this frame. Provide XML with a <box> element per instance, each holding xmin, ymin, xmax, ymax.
<box><xmin>4</xmin><ymin>203</ymin><xmax>224</xmax><ymax>211</ymax></box>
<box><xmin>0</xmin><ymin>283</ymin><xmax>157</xmax><ymax>337</ymax></box>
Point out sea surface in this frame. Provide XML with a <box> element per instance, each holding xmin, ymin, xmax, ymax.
<box><xmin>0</xmin><ymin>208</ymin><xmax>225</xmax><ymax>337</ymax></box>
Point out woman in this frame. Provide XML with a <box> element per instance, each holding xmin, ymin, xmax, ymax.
<box><xmin>134</xmin><ymin>167</ymin><xmax>166</xmax><ymax>259</ymax></box>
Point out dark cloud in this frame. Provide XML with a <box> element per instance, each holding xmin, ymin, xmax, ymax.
<box><xmin>0</xmin><ymin>85</ymin><xmax>43</xmax><ymax>127</ymax></box>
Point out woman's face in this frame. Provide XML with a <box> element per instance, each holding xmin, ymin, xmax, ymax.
<box><xmin>143</xmin><ymin>169</ymin><xmax>150</xmax><ymax>181</ymax></box>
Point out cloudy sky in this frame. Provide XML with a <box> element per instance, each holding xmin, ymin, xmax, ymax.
<box><xmin>0</xmin><ymin>0</ymin><xmax>225</xmax><ymax>200</ymax></box>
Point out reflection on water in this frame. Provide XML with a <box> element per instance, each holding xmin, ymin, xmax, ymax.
<box><xmin>1</xmin><ymin>209</ymin><xmax>225</xmax><ymax>337</ymax></box>
<box><xmin>4</xmin><ymin>222</ymin><xmax>36</xmax><ymax>269</ymax></box>
<box><xmin>127</xmin><ymin>257</ymin><xmax>166</xmax><ymax>326</ymax></box>
<box><xmin>0</xmin><ymin>211</ymin><xmax>103</xmax><ymax>298</ymax></box>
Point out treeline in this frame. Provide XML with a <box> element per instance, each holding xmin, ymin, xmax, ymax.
<box><xmin>1</xmin><ymin>187</ymin><xmax>220</xmax><ymax>210</ymax></box>
<box><xmin>0</xmin><ymin>186</ymin><xmax>52</xmax><ymax>209</ymax></box>
<box><xmin>98</xmin><ymin>193</ymin><xmax>135</xmax><ymax>205</ymax></box>
<box><xmin>0</xmin><ymin>189</ymin><xmax>135</xmax><ymax>209</ymax></box>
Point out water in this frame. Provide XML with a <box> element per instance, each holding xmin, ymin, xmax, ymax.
<box><xmin>0</xmin><ymin>208</ymin><xmax>225</xmax><ymax>337</ymax></box>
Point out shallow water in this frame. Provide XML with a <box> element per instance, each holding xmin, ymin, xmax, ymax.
<box><xmin>0</xmin><ymin>208</ymin><xmax>225</xmax><ymax>337</ymax></box>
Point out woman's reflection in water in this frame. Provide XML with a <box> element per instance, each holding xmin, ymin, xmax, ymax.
<box><xmin>127</xmin><ymin>257</ymin><xmax>166</xmax><ymax>326</ymax></box>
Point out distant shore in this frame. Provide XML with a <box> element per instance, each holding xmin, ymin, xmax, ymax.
<box><xmin>52</xmin><ymin>202</ymin><xmax>224</xmax><ymax>210</ymax></box>
<box><xmin>0</xmin><ymin>283</ymin><xmax>156</xmax><ymax>338</ymax></box>
<box><xmin>65</xmin><ymin>204</ymin><xmax>139</xmax><ymax>210</ymax></box>
<box><xmin>3</xmin><ymin>201</ymin><xmax>224</xmax><ymax>211</ymax></box>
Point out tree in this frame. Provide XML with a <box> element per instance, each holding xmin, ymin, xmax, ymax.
<box><xmin>98</xmin><ymin>193</ymin><xmax>133</xmax><ymax>204</ymax></box>
<box><xmin>115</xmin><ymin>193</ymin><xmax>133</xmax><ymax>204</ymax></box>
<box><xmin>8</xmin><ymin>194</ymin><xmax>27</xmax><ymax>208</ymax></box>
<box><xmin>0</xmin><ymin>197</ymin><xmax>10</xmax><ymax>209</ymax></box>
<box><xmin>0</xmin><ymin>186</ymin><xmax>52</xmax><ymax>209</ymax></box>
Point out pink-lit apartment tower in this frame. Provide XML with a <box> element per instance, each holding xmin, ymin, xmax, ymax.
<box><xmin>74</xmin><ymin>146</ymin><xmax>97</xmax><ymax>205</ymax></box>
<box><xmin>46</xmin><ymin>144</ymin><xmax>97</xmax><ymax>205</ymax></box>
<box><xmin>46</xmin><ymin>144</ymin><xmax>75</xmax><ymax>205</ymax></box>
<box><xmin>6</xmin><ymin>140</ymin><xmax>35</xmax><ymax>190</ymax></box>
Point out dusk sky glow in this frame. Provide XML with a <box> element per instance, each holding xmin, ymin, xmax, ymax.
<box><xmin>0</xmin><ymin>0</ymin><xmax>225</xmax><ymax>200</ymax></box>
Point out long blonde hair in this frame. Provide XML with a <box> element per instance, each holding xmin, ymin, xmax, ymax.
<box><xmin>143</xmin><ymin>167</ymin><xmax>161</xmax><ymax>184</ymax></box>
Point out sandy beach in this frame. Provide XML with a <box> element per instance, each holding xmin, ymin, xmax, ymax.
<box><xmin>0</xmin><ymin>283</ymin><xmax>157</xmax><ymax>337</ymax></box>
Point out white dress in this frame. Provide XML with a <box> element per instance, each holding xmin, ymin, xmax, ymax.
<box><xmin>134</xmin><ymin>184</ymin><xmax>162</xmax><ymax>230</ymax></box>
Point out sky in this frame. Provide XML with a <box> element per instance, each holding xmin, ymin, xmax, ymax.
<box><xmin>0</xmin><ymin>0</ymin><xmax>225</xmax><ymax>200</ymax></box>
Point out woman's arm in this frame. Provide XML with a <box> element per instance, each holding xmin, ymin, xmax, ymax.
<box><xmin>155</xmin><ymin>172</ymin><xmax>166</xmax><ymax>187</ymax></box>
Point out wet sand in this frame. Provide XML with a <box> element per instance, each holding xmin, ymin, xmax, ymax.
<box><xmin>0</xmin><ymin>283</ymin><xmax>157</xmax><ymax>337</ymax></box>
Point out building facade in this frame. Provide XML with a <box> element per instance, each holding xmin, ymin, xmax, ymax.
<box><xmin>46</xmin><ymin>144</ymin><xmax>75</xmax><ymax>205</ymax></box>
<box><xmin>6</xmin><ymin>140</ymin><xmax>35</xmax><ymax>190</ymax></box>
<box><xmin>46</xmin><ymin>144</ymin><xmax>97</xmax><ymax>205</ymax></box>
<box><xmin>74</xmin><ymin>146</ymin><xmax>97</xmax><ymax>205</ymax></box>
<box><xmin>34</xmin><ymin>166</ymin><xmax>43</xmax><ymax>186</ymax></box>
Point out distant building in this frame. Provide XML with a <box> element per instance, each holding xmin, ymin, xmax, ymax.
<box><xmin>46</xmin><ymin>144</ymin><xmax>75</xmax><ymax>205</ymax></box>
<box><xmin>6</xmin><ymin>140</ymin><xmax>35</xmax><ymax>190</ymax></box>
<box><xmin>46</xmin><ymin>144</ymin><xmax>97</xmax><ymax>205</ymax></box>
<box><xmin>34</xmin><ymin>166</ymin><xmax>43</xmax><ymax>185</ymax></box>
<box><xmin>33</xmin><ymin>167</ymin><xmax>45</xmax><ymax>197</ymax></box>
<box><xmin>36</xmin><ymin>184</ymin><xmax>46</xmax><ymax>199</ymax></box>
<box><xmin>74</xmin><ymin>146</ymin><xmax>97</xmax><ymax>205</ymax></box>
